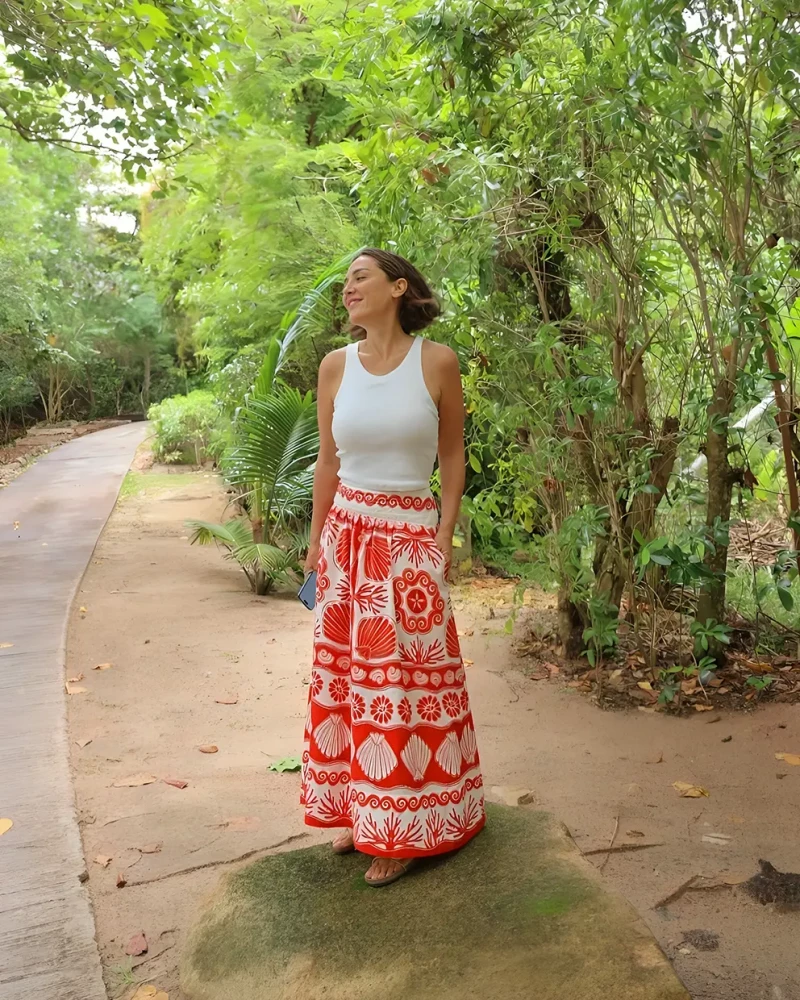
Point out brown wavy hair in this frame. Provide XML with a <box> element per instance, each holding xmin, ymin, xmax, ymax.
<box><xmin>349</xmin><ymin>248</ymin><xmax>441</xmax><ymax>338</ymax></box>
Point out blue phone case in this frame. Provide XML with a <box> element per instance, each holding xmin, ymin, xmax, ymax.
<box><xmin>298</xmin><ymin>571</ymin><xmax>317</xmax><ymax>611</ymax></box>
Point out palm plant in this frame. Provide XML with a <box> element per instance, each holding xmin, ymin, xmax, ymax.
<box><xmin>188</xmin><ymin>340</ymin><xmax>319</xmax><ymax>594</ymax></box>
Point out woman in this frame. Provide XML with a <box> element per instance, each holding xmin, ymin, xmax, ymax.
<box><xmin>301</xmin><ymin>248</ymin><xmax>485</xmax><ymax>887</ymax></box>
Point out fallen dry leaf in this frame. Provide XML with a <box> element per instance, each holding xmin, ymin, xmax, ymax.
<box><xmin>702</xmin><ymin>832</ymin><xmax>732</xmax><ymax>846</ymax></box>
<box><xmin>219</xmin><ymin>816</ymin><xmax>260</xmax><ymax>832</ymax></box>
<box><xmin>198</xmin><ymin>745</ymin><xmax>219</xmax><ymax>754</ymax></box>
<box><xmin>0</xmin><ymin>642</ymin><xmax>14</xmax><ymax>649</ymax></box>
<box><xmin>112</xmin><ymin>774</ymin><xmax>157</xmax><ymax>788</ymax></box>
<box><xmin>131</xmin><ymin>985</ymin><xmax>169</xmax><ymax>1000</ymax></box>
<box><xmin>463</xmin><ymin>659</ymin><xmax>474</xmax><ymax>667</ymax></box>
<box><xmin>626</xmin><ymin>830</ymin><xmax>645</xmax><ymax>838</ymax></box>
<box><xmin>93</xmin><ymin>855</ymin><xmax>112</xmax><ymax>868</ymax></box>
<box><xmin>775</xmin><ymin>752</ymin><xmax>800</xmax><ymax>766</ymax></box>
<box><xmin>65</xmin><ymin>683</ymin><xmax>87</xmax><ymax>695</ymax></box>
<box><xmin>125</xmin><ymin>931</ymin><xmax>147</xmax><ymax>956</ymax></box>
<box><xmin>116</xmin><ymin>872</ymin><xmax>128</xmax><ymax>888</ymax></box>
<box><xmin>79</xmin><ymin>606</ymin><xmax>88</xmax><ymax>614</ymax></box>
<box><xmin>0</xmin><ymin>818</ymin><xmax>13</xmax><ymax>837</ymax></box>
<box><xmin>694</xmin><ymin>704</ymin><xmax>714</xmax><ymax>712</ymax></box>
<box><xmin>93</xmin><ymin>662</ymin><xmax>112</xmax><ymax>671</ymax></box>
<box><xmin>673</xmin><ymin>781</ymin><xmax>710</xmax><ymax>798</ymax></box>
<box><xmin>162</xmin><ymin>777</ymin><xmax>189</xmax><ymax>789</ymax></box>
<box><xmin>215</xmin><ymin>694</ymin><xmax>239</xmax><ymax>705</ymax></box>
<box><xmin>637</xmin><ymin>680</ymin><xmax>654</xmax><ymax>692</ymax></box>
<box><xmin>138</xmin><ymin>842</ymin><xmax>162</xmax><ymax>854</ymax></box>
<box><xmin>75</xmin><ymin>737</ymin><xmax>92</xmax><ymax>748</ymax></box>
<box><xmin>543</xmin><ymin>662</ymin><xmax>560</xmax><ymax>676</ymax></box>
<box><xmin>68</xmin><ymin>672</ymin><xmax>84</xmax><ymax>684</ymax></box>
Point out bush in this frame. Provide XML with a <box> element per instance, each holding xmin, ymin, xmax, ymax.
<box><xmin>148</xmin><ymin>390</ymin><xmax>225</xmax><ymax>465</ymax></box>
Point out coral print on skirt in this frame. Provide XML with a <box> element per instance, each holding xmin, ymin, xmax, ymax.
<box><xmin>301</xmin><ymin>484</ymin><xmax>486</xmax><ymax>858</ymax></box>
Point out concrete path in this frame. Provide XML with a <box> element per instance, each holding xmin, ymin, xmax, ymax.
<box><xmin>0</xmin><ymin>423</ymin><xmax>148</xmax><ymax>1000</ymax></box>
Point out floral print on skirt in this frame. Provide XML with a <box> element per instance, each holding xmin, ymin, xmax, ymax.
<box><xmin>301</xmin><ymin>484</ymin><xmax>486</xmax><ymax>858</ymax></box>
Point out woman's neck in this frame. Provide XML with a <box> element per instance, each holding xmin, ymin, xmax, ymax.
<box><xmin>360</xmin><ymin>317</ymin><xmax>409</xmax><ymax>359</ymax></box>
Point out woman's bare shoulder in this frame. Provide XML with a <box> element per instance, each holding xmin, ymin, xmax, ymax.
<box><xmin>421</xmin><ymin>339</ymin><xmax>459</xmax><ymax>372</ymax></box>
<box><xmin>319</xmin><ymin>346</ymin><xmax>348</xmax><ymax>378</ymax></box>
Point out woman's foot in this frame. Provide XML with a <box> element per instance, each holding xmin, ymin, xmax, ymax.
<box><xmin>364</xmin><ymin>856</ymin><xmax>417</xmax><ymax>887</ymax></box>
<box><xmin>332</xmin><ymin>830</ymin><xmax>355</xmax><ymax>855</ymax></box>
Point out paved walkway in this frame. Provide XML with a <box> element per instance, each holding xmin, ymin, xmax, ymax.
<box><xmin>0</xmin><ymin>424</ymin><xmax>148</xmax><ymax>1000</ymax></box>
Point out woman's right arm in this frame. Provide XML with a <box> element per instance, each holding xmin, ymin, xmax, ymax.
<box><xmin>304</xmin><ymin>351</ymin><xmax>344</xmax><ymax>574</ymax></box>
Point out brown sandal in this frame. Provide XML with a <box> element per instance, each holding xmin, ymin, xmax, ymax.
<box><xmin>365</xmin><ymin>858</ymin><xmax>417</xmax><ymax>888</ymax></box>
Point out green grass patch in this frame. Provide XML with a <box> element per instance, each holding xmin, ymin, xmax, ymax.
<box><xmin>118</xmin><ymin>469</ymin><xmax>209</xmax><ymax>500</ymax></box>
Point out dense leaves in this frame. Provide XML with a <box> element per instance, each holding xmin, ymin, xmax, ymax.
<box><xmin>0</xmin><ymin>1</ymin><xmax>232</xmax><ymax>173</ymax></box>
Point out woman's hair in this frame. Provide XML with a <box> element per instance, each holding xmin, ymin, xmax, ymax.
<box><xmin>350</xmin><ymin>248</ymin><xmax>441</xmax><ymax>337</ymax></box>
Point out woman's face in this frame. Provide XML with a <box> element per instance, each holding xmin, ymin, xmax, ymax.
<box><xmin>342</xmin><ymin>255</ymin><xmax>407</xmax><ymax>327</ymax></box>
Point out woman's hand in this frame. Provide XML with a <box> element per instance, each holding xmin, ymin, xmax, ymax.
<box><xmin>304</xmin><ymin>540</ymin><xmax>321</xmax><ymax>576</ymax></box>
<box><xmin>434</xmin><ymin>527</ymin><xmax>453</xmax><ymax>582</ymax></box>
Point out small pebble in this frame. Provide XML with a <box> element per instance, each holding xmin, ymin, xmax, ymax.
<box><xmin>722</xmin><ymin>735</ymin><xmax>732</xmax><ymax>743</ymax></box>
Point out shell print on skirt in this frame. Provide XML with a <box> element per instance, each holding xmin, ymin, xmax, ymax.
<box><xmin>356</xmin><ymin>732</ymin><xmax>398</xmax><ymax>782</ymax></box>
<box><xmin>364</xmin><ymin>534</ymin><xmax>392</xmax><ymax>581</ymax></box>
<box><xmin>401</xmin><ymin>734</ymin><xmax>432</xmax><ymax>782</ymax></box>
<box><xmin>435</xmin><ymin>731</ymin><xmax>463</xmax><ymax>776</ymax></box>
<box><xmin>460</xmin><ymin>724</ymin><xmax>478</xmax><ymax>764</ymax></box>
<box><xmin>322</xmin><ymin>602</ymin><xmax>351</xmax><ymax>646</ymax></box>
<box><xmin>356</xmin><ymin>615</ymin><xmax>396</xmax><ymax>660</ymax></box>
<box><xmin>313</xmin><ymin>713</ymin><xmax>351</xmax><ymax>759</ymax></box>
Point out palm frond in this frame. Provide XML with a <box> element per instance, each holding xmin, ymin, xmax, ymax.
<box><xmin>187</xmin><ymin>518</ymin><xmax>255</xmax><ymax>552</ymax></box>
<box><xmin>232</xmin><ymin>540</ymin><xmax>293</xmax><ymax>573</ymax></box>
<box><xmin>225</xmin><ymin>388</ymin><xmax>318</xmax><ymax>493</ymax></box>
<box><xmin>250</xmin><ymin>336</ymin><xmax>281</xmax><ymax>401</ymax></box>
<box><xmin>275</xmin><ymin>246</ymin><xmax>366</xmax><ymax>370</ymax></box>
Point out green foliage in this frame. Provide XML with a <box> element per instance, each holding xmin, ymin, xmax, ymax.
<box><xmin>147</xmin><ymin>389</ymin><xmax>224</xmax><ymax>465</ymax></box>
<box><xmin>0</xmin><ymin>0</ymin><xmax>233</xmax><ymax>175</ymax></box>
<box><xmin>267</xmin><ymin>756</ymin><xmax>302</xmax><ymax>773</ymax></box>
<box><xmin>188</xmin><ymin>353</ymin><xmax>320</xmax><ymax>594</ymax></box>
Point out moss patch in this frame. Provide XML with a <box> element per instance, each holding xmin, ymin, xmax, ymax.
<box><xmin>181</xmin><ymin>806</ymin><xmax>690</xmax><ymax>1000</ymax></box>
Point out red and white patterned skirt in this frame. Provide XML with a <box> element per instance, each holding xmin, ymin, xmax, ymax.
<box><xmin>301</xmin><ymin>484</ymin><xmax>486</xmax><ymax>859</ymax></box>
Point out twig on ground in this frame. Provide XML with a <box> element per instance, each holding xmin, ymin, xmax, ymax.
<box><xmin>599</xmin><ymin>813</ymin><xmax>620</xmax><ymax>871</ymax></box>
<box><xmin>584</xmin><ymin>842</ymin><xmax>665</xmax><ymax>857</ymax></box>
<box><xmin>653</xmin><ymin>874</ymin><xmax>733</xmax><ymax>910</ymax></box>
<box><xmin>122</xmin><ymin>833</ymin><xmax>309</xmax><ymax>887</ymax></box>
<box><xmin>131</xmin><ymin>943</ymin><xmax>175</xmax><ymax>970</ymax></box>
<box><xmin>654</xmin><ymin>874</ymin><xmax>701</xmax><ymax>909</ymax></box>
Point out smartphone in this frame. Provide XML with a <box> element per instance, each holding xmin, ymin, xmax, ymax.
<box><xmin>297</xmin><ymin>571</ymin><xmax>317</xmax><ymax>611</ymax></box>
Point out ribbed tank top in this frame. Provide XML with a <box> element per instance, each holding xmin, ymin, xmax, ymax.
<box><xmin>332</xmin><ymin>337</ymin><xmax>439</xmax><ymax>493</ymax></box>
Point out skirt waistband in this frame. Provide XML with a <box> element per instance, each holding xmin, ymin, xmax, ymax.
<box><xmin>333</xmin><ymin>483</ymin><xmax>439</xmax><ymax>527</ymax></box>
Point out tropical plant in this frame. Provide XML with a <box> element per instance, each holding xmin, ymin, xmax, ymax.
<box><xmin>188</xmin><ymin>344</ymin><xmax>320</xmax><ymax>594</ymax></box>
<box><xmin>147</xmin><ymin>389</ymin><xmax>223</xmax><ymax>465</ymax></box>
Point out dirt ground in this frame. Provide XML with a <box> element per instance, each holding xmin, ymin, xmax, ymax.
<box><xmin>66</xmin><ymin>464</ymin><xmax>800</xmax><ymax>1000</ymax></box>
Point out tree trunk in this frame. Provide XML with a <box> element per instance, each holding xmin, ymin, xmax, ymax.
<box><xmin>695</xmin><ymin>375</ymin><xmax>736</xmax><ymax>635</ymax></box>
<box><xmin>251</xmin><ymin>517</ymin><xmax>267</xmax><ymax>596</ymax></box>
<box><xmin>760</xmin><ymin>325</ymin><xmax>800</xmax><ymax>570</ymax></box>
<box><xmin>558</xmin><ymin>585</ymin><xmax>584</xmax><ymax>658</ymax></box>
<box><xmin>141</xmin><ymin>353</ymin><xmax>151</xmax><ymax>414</ymax></box>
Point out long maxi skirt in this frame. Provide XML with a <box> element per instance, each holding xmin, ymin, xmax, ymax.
<box><xmin>301</xmin><ymin>484</ymin><xmax>486</xmax><ymax>859</ymax></box>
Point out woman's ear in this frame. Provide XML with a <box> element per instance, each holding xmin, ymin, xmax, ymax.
<box><xmin>392</xmin><ymin>278</ymin><xmax>408</xmax><ymax>299</ymax></box>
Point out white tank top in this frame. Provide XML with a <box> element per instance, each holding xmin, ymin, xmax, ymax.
<box><xmin>332</xmin><ymin>337</ymin><xmax>439</xmax><ymax>494</ymax></box>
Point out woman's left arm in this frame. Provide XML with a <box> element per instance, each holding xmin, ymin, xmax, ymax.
<box><xmin>435</xmin><ymin>346</ymin><xmax>466</xmax><ymax>574</ymax></box>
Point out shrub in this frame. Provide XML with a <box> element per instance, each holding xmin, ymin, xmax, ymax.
<box><xmin>148</xmin><ymin>390</ymin><xmax>224</xmax><ymax>465</ymax></box>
